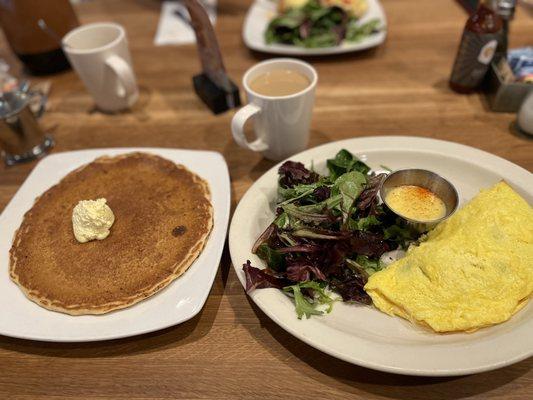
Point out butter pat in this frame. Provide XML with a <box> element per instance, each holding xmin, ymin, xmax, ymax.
<box><xmin>72</xmin><ymin>198</ymin><xmax>115</xmax><ymax>243</ymax></box>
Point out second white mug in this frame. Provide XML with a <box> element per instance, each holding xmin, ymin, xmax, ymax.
<box><xmin>62</xmin><ymin>22</ymin><xmax>138</xmax><ymax>113</ymax></box>
<box><xmin>231</xmin><ymin>58</ymin><xmax>317</xmax><ymax>161</ymax></box>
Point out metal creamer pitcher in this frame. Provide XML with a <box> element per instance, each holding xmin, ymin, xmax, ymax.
<box><xmin>0</xmin><ymin>87</ymin><xmax>53</xmax><ymax>165</ymax></box>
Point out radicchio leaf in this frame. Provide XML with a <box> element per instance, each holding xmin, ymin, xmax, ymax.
<box><xmin>349</xmin><ymin>231</ymin><xmax>390</xmax><ymax>258</ymax></box>
<box><xmin>299</xmin><ymin>19</ymin><xmax>312</xmax><ymax>39</ymax></box>
<box><xmin>330</xmin><ymin>268</ymin><xmax>371</xmax><ymax>304</ymax></box>
<box><xmin>276</xmin><ymin>244</ymin><xmax>322</xmax><ymax>253</ymax></box>
<box><xmin>252</xmin><ymin>223</ymin><xmax>276</xmax><ymax>254</ymax></box>
<box><xmin>357</xmin><ymin>173</ymin><xmax>387</xmax><ymax>214</ymax></box>
<box><xmin>286</xmin><ymin>263</ymin><xmax>327</xmax><ymax>282</ymax></box>
<box><xmin>243</xmin><ymin>261</ymin><xmax>288</xmax><ymax>293</ymax></box>
<box><xmin>279</xmin><ymin>161</ymin><xmax>319</xmax><ymax>188</ymax></box>
<box><xmin>312</xmin><ymin>186</ymin><xmax>331</xmax><ymax>202</ymax></box>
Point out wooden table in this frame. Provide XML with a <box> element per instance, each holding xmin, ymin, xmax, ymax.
<box><xmin>0</xmin><ymin>1</ymin><xmax>531</xmax><ymax>399</ymax></box>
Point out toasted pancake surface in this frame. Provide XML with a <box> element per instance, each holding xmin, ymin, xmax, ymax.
<box><xmin>9</xmin><ymin>153</ymin><xmax>213</xmax><ymax>315</ymax></box>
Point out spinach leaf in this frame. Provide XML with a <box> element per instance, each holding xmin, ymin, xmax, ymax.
<box><xmin>327</xmin><ymin>149</ymin><xmax>371</xmax><ymax>180</ymax></box>
<box><xmin>256</xmin><ymin>243</ymin><xmax>286</xmax><ymax>272</ymax></box>
<box><xmin>331</xmin><ymin>171</ymin><xmax>367</xmax><ymax>223</ymax></box>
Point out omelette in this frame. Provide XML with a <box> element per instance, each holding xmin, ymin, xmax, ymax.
<box><xmin>365</xmin><ymin>182</ymin><xmax>533</xmax><ymax>333</ymax></box>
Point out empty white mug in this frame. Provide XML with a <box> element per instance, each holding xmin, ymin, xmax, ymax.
<box><xmin>62</xmin><ymin>22</ymin><xmax>138</xmax><ymax>113</ymax></box>
<box><xmin>231</xmin><ymin>58</ymin><xmax>317</xmax><ymax>161</ymax></box>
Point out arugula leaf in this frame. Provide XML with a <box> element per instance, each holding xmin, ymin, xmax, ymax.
<box><xmin>283</xmin><ymin>280</ymin><xmax>335</xmax><ymax>319</ymax></box>
<box><xmin>346</xmin><ymin>18</ymin><xmax>381</xmax><ymax>43</ymax></box>
<box><xmin>282</xmin><ymin>203</ymin><xmax>330</xmax><ymax>225</ymax></box>
<box><xmin>278</xmin><ymin>181</ymin><xmax>324</xmax><ymax>203</ymax></box>
<box><xmin>346</xmin><ymin>255</ymin><xmax>382</xmax><ymax>276</ymax></box>
<box><xmin>327</xmin><ymin>149</ymin><xmax>371</xmax><ymax>180</ymax></box>
<box><xmin>274</xmin><ymin>212</ymin><xmax>290</xmax><ymax>229</ymax></box>
<box><xmin>383</xmin><ymin>224</ymin><xmax>418</xmax><ymax>247</ymax></box>
<box><xmin>303</xmin><ymin>31</ymin><xmax>338</xmax><ymax>48</ymax></box>
<box><xmin>256</xmin><ymin>243</ymin><xmax>286</xmax><ymax>272</ymax></box>
<box><xmin>268</xmin><ymin>9</ymin><xmax>306</xmax><ymax>30</ymax></box>
<box><xmin>347</xmin><ymin>215</ymin><xmax>381</xmax><ymax>231</ymax></box>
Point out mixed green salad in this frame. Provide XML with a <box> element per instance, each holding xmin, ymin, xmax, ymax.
<box><xmin>265</xmin><ymin>0</ymin><xmax>381</xmax><ymax>48</ymax></box>
<box><xmin>243</xmin><ymin>150</ymin><xmax>421</xmax><ymax>319</ymax></box>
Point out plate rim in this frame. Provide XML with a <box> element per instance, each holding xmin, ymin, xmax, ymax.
<box><xmin>242</xmin><ymin>0</ymin><xmax>388</xmax><ymax>56</ymax></box>
<box><xmin>229</xmin><ymin>136</ymin><xmax>533</xmax><ymax>376</ymax></box>
<box><xmin>0</xmin><ymin>147</ymin><xmax>231</xmax><ymax>342</ymax></box>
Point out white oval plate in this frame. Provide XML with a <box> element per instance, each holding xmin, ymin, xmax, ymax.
<box><xmin>229</xmin><ymin>136</ymin><xmax>533</xmax><ymax>376</ymax></box>
<box><xmin>0</xmin><ymin>148</ymin><xmax>230</xmax><ymax>342</ymax></box>
<box><xmin>243</xmin><ymin>0</ymin><xmax>387</xmax><ymax>56</ymax></box>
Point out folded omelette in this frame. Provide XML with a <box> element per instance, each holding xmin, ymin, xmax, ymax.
<box><xmin>365</xmin><ymin>182</ymin><xmax>533</xmax><ymax>333</ymax></box>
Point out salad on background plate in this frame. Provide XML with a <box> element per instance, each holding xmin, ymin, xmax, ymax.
<box><xmin>266</xmin><ymin>0</ymin><xmax>382</xmax><ymax>48</ymax></box>
<box><xmin>242</xmin><ymin>0</ymin><xmax>387</xmax><ymax>56</ymax></box>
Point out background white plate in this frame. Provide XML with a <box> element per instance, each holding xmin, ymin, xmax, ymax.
<box><xmin>243</xmin><ymin>0</ymin><xmax>387</xmax><ymax>55</ymax></box>
<box><xmin>229</xmin><ymin>136</ymin><xmax>533</xmax><ymax>376</ymax></box>
<box><xmin>0</xmin><ymin>148</ymin><xmax>230</xmax><ymax>342</ymax></box>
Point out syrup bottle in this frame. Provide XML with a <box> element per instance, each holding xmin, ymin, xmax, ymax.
<box><xmin>449</xmin><ymin>0</ymin><xmax>503</xmax><ymax>93</ymax></box>
<box><xmin>0</xmin><ymin>0</ymin><xmax>79</xmax><ymax>75</ymax></box>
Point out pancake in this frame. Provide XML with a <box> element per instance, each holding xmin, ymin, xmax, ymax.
<box><xmin>9</xmin><ymin>152</ymin><xmax>213</xmax><ymax>315</ymax></box>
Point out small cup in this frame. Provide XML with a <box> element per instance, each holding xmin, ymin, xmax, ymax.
<box><xmin>380</xmin><ymin>169</ymin><xmax>459</xmax><ymax>232</ymax></box>
<box><xmin>62</xmin><ymin>22</ymin><xmax>138</xmax><ymax>113</ymax></box>
<box><xmin>231</xmin><ymin>58</ymin><xmax>317</xmax><ymax>161</ymax></box>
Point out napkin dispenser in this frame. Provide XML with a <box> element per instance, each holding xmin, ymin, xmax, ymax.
<box><xmin>484</xmin><ymin>59</ymin><xmax>533</xmax><ymax>112</ymax></box>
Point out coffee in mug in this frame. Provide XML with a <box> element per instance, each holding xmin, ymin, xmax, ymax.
<box><xmin>249</xmin><ymin>69</ymin><xmax>310</xmax><ymax>97</ymax></box>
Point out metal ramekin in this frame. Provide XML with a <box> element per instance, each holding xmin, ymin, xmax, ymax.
<box><xmin>379</xmin><ymin>169</ymin><xmax>459</xmax><ymax>232</ymax></box>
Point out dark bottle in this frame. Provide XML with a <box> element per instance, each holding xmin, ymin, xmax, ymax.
<box><xmin>0</xmin><ymin>0</ymin><xmax>79</xmax><ymax>75</ymax></box>
<box><xmin>449</xmin><ymin>0</ymin><xmax>503</xmax><ymax>93</ymax></box>
<box><xmin>495</xmin><ymin>0</ymin><xmax>517</xmax><ymax>59</ymax></box>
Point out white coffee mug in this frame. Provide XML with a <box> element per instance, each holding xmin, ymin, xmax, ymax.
<box><xmin>231</xmin><ymin>58</ymin><xmax>317</xmax><ymax>161</ymax></box>
<box><xmin>62</xmin><ymin>22</ymin><xmax>138</xmax><ymax>113</ymax></box>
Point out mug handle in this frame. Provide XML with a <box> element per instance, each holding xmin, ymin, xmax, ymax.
<box><xmin>105</xmin><ymin>55</ymin><xmax>137</xmax><ymax>99</ymax></box>
<box><xmin>231</xmin><ymin>104</ymin><xmax>269</xmax><ymax>152</ymax></box>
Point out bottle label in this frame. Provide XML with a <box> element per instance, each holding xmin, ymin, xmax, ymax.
<box><xmin>450</xmin><ymin>31</ymin><xmax>501</xmax><ymax>90</ymax></box>
<box><xmin>478</xmin><ymin>40</ymin><xmax>498</xmax><ymax>64</ymax></box>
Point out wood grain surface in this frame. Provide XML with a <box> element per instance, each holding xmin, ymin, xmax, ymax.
<box><xmin>0</xmin><ymin>0</ymin><xmax>531</xmax><ymax>399</ymax></box>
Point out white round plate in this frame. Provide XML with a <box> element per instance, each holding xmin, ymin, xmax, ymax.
<box><xmin>243</xmin><ymin>0</ymin><xmax>387</xmax><ymax>56</ymax></box>
<box><xmin>229</xmin><ymin>136</ymin><xmax>533</xmax><ymax>376</ymax></box>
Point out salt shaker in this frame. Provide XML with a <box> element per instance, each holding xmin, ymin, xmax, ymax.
<box><xmin>517</xmin><ymin>91</ymin><xmax>533</xmax><ymax>136</ymax></box>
